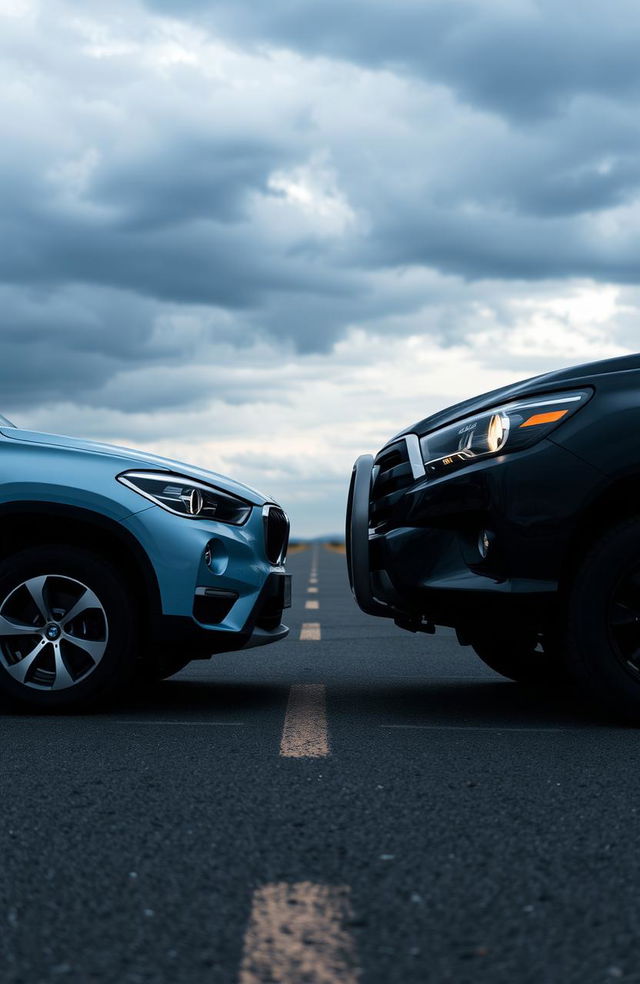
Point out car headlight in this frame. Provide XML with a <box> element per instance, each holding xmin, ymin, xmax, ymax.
<box><xmin>419</xmin><ymin>389</ymin><xmax>592</xmax><ymax>479</ymax></box>
<box><xmin>117</xmin><ymin>471</ymin><xmax>252</xmax><ymax>524</ymax></box>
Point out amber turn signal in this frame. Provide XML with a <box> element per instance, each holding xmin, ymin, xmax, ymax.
<box><xmin>520</xmin><ymin>409</ymin><xmax>569</xmax><ymax>428</ymax></box>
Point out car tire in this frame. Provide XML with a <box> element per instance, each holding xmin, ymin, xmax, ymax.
<box><xmin>0</xmin><ymin>545</ymin><xmax>137</xmax><ymax>710</ymax></box>
<box><xmin>566</xmin><ymin>518</ymin><xmax>640</xmax><ymax>719</ymax></box>
<box><xmin>469</xmin><ymin>627</ymin><xmax>566</xmax><ymax>684</ymax></box>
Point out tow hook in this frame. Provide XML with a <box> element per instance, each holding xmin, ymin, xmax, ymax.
<box><xmin>394</xmin><ymin>616</ymin><xmax>436</xmax><ymax>635</ymax></box>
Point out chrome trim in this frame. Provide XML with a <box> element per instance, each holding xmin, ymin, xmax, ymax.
<box><xmin>511</xmin><ymin>394</ymin><xmax>584</xmax><ymax>409</ymax></box>
<box><xmin>404</xmin><ymin>434</ymin><xmax>426</xmax><ymax>480</ymax></box>
<box><xmin>195</xmin><ymin>586</ymin><xmax>238</xmax><ymax>598</ymax></box>
<box><xmin>262</xmin><ymin>503</ymin><xmax>290</xmax><ymax>565</ymax></box>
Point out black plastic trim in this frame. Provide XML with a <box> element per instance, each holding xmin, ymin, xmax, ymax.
<box><xmin>346</xmin><ymin>454</ymin><xmax>393</xmax><ymax>617</ymax></box>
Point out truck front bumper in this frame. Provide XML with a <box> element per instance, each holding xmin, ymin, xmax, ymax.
<box><xmin>346</xmin><ymin>438</ymin><xmax>600</xmax><ymax>632</ymax></box>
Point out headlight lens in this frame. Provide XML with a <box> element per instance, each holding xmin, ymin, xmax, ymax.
<box><xmin>420</xmin><ymin>389</ymin><xmax>591</xmax><ymax>479</ymax></box>
<box><xmin>117</xmin><ymin>471</ymin><xmax>252</xmax><ymax>524</ymax></box>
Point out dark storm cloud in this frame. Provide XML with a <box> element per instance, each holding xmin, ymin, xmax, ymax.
<box><xmin>1</xmin><ymin>207</ymin><xmax>349</xmax><ymax>308</ymax></box>
<box><xmin>370</xmin><ymin>205</ymin><xmax>640</xmax><ymax>283</ymax></box>
<box><xmin>0</xmin><ymin>277</ymin><xmax>307</xmax><ymax>414</ymax></box>
<box><xmin>144</xmin><ymin>0</ymin><xmax>640</xmax><ymax>120</ymax></box>
<box><xmin>92</xmin><ymin>135</ymin><xmax>288</xmax><ymax>230</ymax></box>
<box><xmin>0</xmin><ymin>286</ymin><xmax>192</xmax><ymax>409</ymax></box>
<box><xmin>1</xmin><ymin>0</ymin><xmax>639</xmax><ymax>420</ymax></box>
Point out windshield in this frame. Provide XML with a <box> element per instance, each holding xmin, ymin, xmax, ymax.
<box><xmin>0</xmin><ymin>413</ymin><xmax>15</xmax><ymax>427</ymax></box>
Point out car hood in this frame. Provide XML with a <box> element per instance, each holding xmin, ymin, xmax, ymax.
<box><xmin>0</xmin><ymin>428</ymin><xmax>270</xmax><ymax>505</ymax></box>
<box><xmin>391</xmin><ymin>352</ymin><xmax>640</xmax><ymax>442</ymax></box>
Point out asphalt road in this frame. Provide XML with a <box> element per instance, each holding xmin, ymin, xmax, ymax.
<box><xmin>2</xmin><ymin>545</ymin><xmax>640</xmax><ymax>983</ymax></box>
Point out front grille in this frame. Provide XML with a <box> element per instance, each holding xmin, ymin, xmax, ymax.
<box><xmin>263</xmin><ymin>505</ymin><xmax>290</xmax><ymax>565</ymax></box>
<box><xmin>369</xmin><ymin>439</ymin><xmax>416</xmax><ymax>531</ymax></box>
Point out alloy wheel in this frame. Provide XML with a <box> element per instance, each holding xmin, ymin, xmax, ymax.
<box><xmin>0</xmin><ymin>574</ymin><xmax>109</xmax><ymax>690</ymax></box>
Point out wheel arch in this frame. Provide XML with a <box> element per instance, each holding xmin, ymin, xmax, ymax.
<box><xmin>0</xmin><ymin>502</ymin><xmax>162</xmax><ymax>632</ymax></box>
<box><xmin>560</xmin><ymin>472</ymin><xmax>640</xmax><ymax>593</ymax></box>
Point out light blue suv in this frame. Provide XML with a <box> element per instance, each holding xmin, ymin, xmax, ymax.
<box><xmin>0</xmin><ymin>414</ymin><xmax>290</xmax><ymax>709</ymax></box>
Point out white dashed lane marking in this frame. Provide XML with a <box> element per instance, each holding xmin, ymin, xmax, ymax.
<box><xmin>307</xmin><ymin>586</ymin><xmax>318</xmax><ymax>593</ymax></box>
<box><xmin>305</xmin><ymin>599</ymin><xmax>320</xmax><ymax>610</ymax></box>
<box><xmin>300</xmin><ymin>623</ymin><xmax>321</xmax><ymax>640</ymax></box>
<box><xmin>280</xmin><ymin>684</ymin><xmax>329</xmax><ymax>758</ymax></box>
<box><xmin>239</xmin><ymin>882</ymin><xmax>359</xmax><ymax>984</ymax></box>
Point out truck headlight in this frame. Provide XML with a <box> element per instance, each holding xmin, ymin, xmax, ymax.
<box><xmin>117</xmin><ymin>471</ymin><xmax>252</xmax><ymax>524</ymax></box>
<box><xmin>419</xmin><ymin>389</ymin><xmax>591</xmax><ymax>479</ymax></box>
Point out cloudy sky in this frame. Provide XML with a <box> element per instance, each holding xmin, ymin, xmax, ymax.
<box><xmin>1</xmin><ymin>0</ymin><xmax>639</xmax><ymax>535</ymax></box>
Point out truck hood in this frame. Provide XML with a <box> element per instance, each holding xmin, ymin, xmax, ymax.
<box><xmin>0</xmin><ymin>428</ymin><xmax>269</xmax><ymax>506</ymax></box>
<box><xmin>392</xmin><ymin>352</ymin><xmax>640</xmax><ymax>443</ymax></box>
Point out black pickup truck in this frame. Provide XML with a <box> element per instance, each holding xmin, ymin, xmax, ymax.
<box><xmin>347</xmin><ymin>353</ymin><xmax>640</xmax><ymax>717</ymax></box>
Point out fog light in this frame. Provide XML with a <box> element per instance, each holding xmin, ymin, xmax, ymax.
<box><xmin>203</xmin><ymin>539</ymin><xmax>228</xmax><ymax>575</ymax></box>
<box><xmin>478</xmin><ymin>530</ymin><xmax>493</xmax><ymax>559</ymax></box>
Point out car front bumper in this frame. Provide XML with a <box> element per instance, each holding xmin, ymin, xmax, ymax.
<box><xmin>347</xmin><ymin>435</ymin><xmax>601</xmax><ymax>632</ymax></box>
<box><xmin>123</xmin><ymin>501</ymin><xmax>291</xmax><ymax>655</ymax></box>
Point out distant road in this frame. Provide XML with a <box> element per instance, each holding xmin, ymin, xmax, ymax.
<box><xmin>1</xmin><ymin>546</ymin><xmax>637</xmax><ymax>983</ymax></box>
